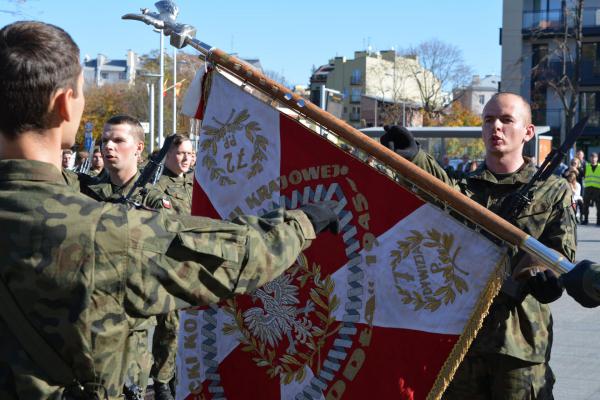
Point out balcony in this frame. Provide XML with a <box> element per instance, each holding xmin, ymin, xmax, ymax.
<box><xmin>522</xmin><ymin>7</ymin><xmax>600</xmax><ymax>36</ymax></box>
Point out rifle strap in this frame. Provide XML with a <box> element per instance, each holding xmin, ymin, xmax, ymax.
<box><xmin>0</xmin><ymin>276</ymin><xmax>76</xmax><ymax>385</ymax></box>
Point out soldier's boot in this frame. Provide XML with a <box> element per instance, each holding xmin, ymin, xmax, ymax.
<box><xmin>154</xmin><ymin>382</ymin><xmax>175</xmax><ymax>400</ymax></box>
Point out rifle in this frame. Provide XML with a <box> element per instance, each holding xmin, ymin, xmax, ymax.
<box><xmin>498</xmin><ymin>116</ymin><xmax>588</xmax><ymax>223</ymax></box>
<box><xmin>122</xmin><ymin>134</ymin><xmax>176</xmax><ymax>205</ymax></box>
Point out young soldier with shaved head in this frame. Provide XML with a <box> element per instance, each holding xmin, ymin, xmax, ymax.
<box><xmin>386</xmin><ymin>92</ymin><xmax>576</xmax><ymax>399</ymax></box>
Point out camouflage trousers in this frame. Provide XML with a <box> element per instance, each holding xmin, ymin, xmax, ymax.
<box><xmin>442</xmin><ymin>353</ymin><xmax>554</xmax><ymax>400</ymax></box>
<box><xmin>151</xmin><ymin>310</ymin><xmax>180</xmax><ymax>383</ymax></box>
<box><xmin>124</xmin><ymin>328</ymin><xmax>153</xmax><ymax>395</ymax></box>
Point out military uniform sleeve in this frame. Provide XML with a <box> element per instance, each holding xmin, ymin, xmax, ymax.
<box><xmin>537</xmin><ymin>180</ymin><xmax>577</xmax><ymax>262</ymax></box>
<box><xmin>141</xmin><ymin>187</ymin><xmax>169</xmax><ymax>211</ymax></box>
<box><xmin>411</xmin><ymin>149</ymin><xmax>459</xmax><ymax>189</ymax></box>
<box><xmin>123</xmin><ymin>207</ymin><xmax>316</xmax><ymax>316</ymax></box>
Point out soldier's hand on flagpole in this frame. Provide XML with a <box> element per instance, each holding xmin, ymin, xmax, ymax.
<box><xmin>299</xmin><ymin>201</ymin><xmax>340</xmax><ymax>234</ymax></box>
<box><xmin>380</xmin><ymin>125</ymin><xmax>419</xmax><ymax>161</ymax></box>
<box><xmin>561</xmin><ymin>260</ymin><xmax>600</xmax><ymax>308</ymax></box>
<box><xmin>526</xmin><ymin>269</ymin><xmax>564</xmax><ymax>304</ymax></box>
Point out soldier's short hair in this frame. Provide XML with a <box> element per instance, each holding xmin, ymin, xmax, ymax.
<box><xmin>487</xmin><ymin>92</ymin><xmax>532</xmax><ymax>125</ymax></box>
<box><xmin>170</xmin><ymin>133</ymin><xmax>191</xmax><ymax>149</ymax></box>
<box><xmin>0</xmin><ymin>21</ymin><xmax>81</xmax><ymax>138</ymax></box>
<box><xmin>104</xmin><ymin>115</ymin><xmax>145</xmax><ymax>143</ymax></box>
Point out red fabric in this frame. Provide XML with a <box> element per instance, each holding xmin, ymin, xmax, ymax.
<box><xmin>186</xmin><ymin>82</ymin><xmax>462</xmax><ymax>400</ymax></box>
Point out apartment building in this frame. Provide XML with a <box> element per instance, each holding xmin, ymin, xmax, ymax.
<box><xmin>501</xmin><ymin>0</ymin><xmax>600</xmax><ymax>150</ymax></box>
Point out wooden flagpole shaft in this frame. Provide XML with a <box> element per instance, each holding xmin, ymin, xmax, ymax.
<box><xmin>121</xmin><ymin>12</ymin><xmax>573</xmax><ymax>274</ymax></box>
<box><xmin>204</xmin><ymin>48</ymin><xmax>572</xmax><ymax>275</ymax></box>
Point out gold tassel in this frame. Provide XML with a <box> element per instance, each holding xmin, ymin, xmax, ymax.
<box><xmin>426</xmin><ymin>252</ymin><xmax>508</xmax><ymax>400</ymax></box>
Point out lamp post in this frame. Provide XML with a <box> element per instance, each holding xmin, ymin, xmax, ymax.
<box><xmin>153</xmin><ymin>1</ymin><xmax>179</xmax><ymax>144</ymax></box>
<box><xmin>320</xmin><ymin>86</ymin><xmax>342</xmax><ymax>135</ymax></box>
<box><xmin>140</xmin><ymin>73</ymin><xmax>161</xmax><ymax>153</ymax></box>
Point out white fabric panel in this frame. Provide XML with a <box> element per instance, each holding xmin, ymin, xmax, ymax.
<box><xmin>330</xmin><ymin>203</ymin><xmax>506</xmax><ymax>335</ymax></box>
<box><xmin>194</xmin><ymin>72</ymin><xmax>281</xmax><ymax>217</ymax></box>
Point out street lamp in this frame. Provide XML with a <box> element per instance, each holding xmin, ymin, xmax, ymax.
<box><xmin>153</xmin><ymin>1</ymin><xmax>179</xmax><ymax>146</ymax></box>
<box><xmin>140</xmin><ymin>73</ymin><xmax>161</xmax><ymax>153</ymax></box>
<box><xmin>320</xmin><ymin>86</ymin><xmax>342</xmax><ymax>135</ymax></box>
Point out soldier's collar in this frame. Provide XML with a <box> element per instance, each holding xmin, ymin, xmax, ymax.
<box><xmin>469</xmin><ymin>158</ymin><xmax>535</xmax><ymax>184</ymax></box>
<box><xmin>0</xmin><ymin>159</ymin><xmax>64</xmax><ymax>183</ymax></box>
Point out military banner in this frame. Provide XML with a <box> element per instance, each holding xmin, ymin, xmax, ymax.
<box><xmin>176</xmin><ymin>69</ymin><xmax>507</xmax><ymax>400</ymax></box>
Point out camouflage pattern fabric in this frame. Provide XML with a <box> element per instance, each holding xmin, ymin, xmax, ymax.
<box><xmin>148</xmin><ymin>168</ymin><xmax>193</xmax><ymax>384</ymax></box>
<box><xmin>149</xmin><ymin>167</ymin><xmax>193</xmax><ymax>215</ymax></box>
<box><xmin>442</xmin><ymin>354</ymin><xmax>554</xmax><ymax>400</ymax></box>
<box><xmin>0</xmin><ymin>159</ymin><xmax>315</xmax><ymax>399</ymax></box>
<box><xmin>412</xmin><ymin>150</ymin><xmax>576</xmax><ymax>397</ymax></box>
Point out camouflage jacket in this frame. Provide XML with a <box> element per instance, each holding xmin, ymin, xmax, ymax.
<box><xmin>80</xmin><ymin>170</ymin><xmax>166</xmax><ymax>208</ymax></box>
<box><xmin>412</xmin><ymin>150</ymin><xmax>577</xmax><ymax>363</ymax></box>
<box><xmin>152</xmin><ymin>168</ymin><xmax>193</xmax><ymax>214</ymax></box>
<box><xmin>0</xmin><ymin>159</ymin><xmax>315</xmax><ymax>399</ymax></box>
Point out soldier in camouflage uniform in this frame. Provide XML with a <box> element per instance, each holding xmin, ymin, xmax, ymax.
<box><xmin>88</xmin><ymin>147</ymin><xmax>105</xmax><ymax>178</ymax></box>
<box><xmin>385</xmin><ymin>93</ymin><xmax>576</xmax><ymax>399</ymax></box>
<box><xmin>79</xmin><ymin>115</ymin><xmax>169</xmax><ymax>398</ymax></box>
<box><xmin>0</xmin><ymin>21</ymin><xmax>338</xmax><ymax>400</ymax></box>
<box><xmin>149</xmin><ymin>134</ymin><xmax>194</xmax><ymax>400</ymax></box>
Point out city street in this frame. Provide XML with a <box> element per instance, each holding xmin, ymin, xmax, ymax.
<box><xmin>551</xmin><ymin>207</ymin><xmax>600</xmax><ymax>399</ymax></box>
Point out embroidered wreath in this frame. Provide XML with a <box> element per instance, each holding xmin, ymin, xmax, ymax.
<box><xmin>390</xmin><ymin>229</ymin><xmax>469</xmax><ymax>312</ymax></box>
<box><xmin>200</xmin><ymin>108</ymin><xmax>268</xmax><ymax>186</ymax></box>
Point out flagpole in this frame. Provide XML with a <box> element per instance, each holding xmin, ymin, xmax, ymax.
<box><xmin>122</xmin><ymin>12</ymin><xmax>573</xmax><ymax>275</ymax></box>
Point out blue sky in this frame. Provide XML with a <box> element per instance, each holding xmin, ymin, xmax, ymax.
<box><xmin>1</xmin><ymin>0</ymin><xmax>502</xmax><ymax>86</ymax></box>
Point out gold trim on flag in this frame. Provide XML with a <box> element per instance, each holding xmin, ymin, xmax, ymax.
<box><xmin>426</xmin><ymin>252</ymin><xmax>508</xmax><ymax>400</ymax></box>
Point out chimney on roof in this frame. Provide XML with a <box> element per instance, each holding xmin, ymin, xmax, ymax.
<box><xmin>472</xmin><ymin>75</ymin><xmax>481</xmax><ymax>85</ymax></box>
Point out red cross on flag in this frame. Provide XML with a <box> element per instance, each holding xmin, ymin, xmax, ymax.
<box><xmin>177</xmin><ymin>68</ymin><xmax>507</xmax><ymax>400</ymax></box>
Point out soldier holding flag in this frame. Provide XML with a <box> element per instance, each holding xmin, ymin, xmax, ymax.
<box><xmin>0</xmin><ymin>20</ymin><xmax>339</xmax><ymax>399</ymax></box>
<box><xmin>387</xmin><ymin>92</ymin><xmax>577</xmax><ymax>399</ymax></box>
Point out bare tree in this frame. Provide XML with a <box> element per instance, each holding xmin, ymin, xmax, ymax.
<box><xmin>264</xmin><ymin>70</ymin><xmax>290</xmax><ymax>88</ymax></box>
<box><xmin>402</xmin><ymin>39</ymin><xmax>472</xmax><ymax>123</ymax></box>
<box><xmin>366</xmin><ymin>57</ymin><xmax>412</xmax><ymax>125</ymax></box>
<box><xmin>530</xmin><ymin>0</ymin><xmax>584</xmax><ymax>142</ymax></box>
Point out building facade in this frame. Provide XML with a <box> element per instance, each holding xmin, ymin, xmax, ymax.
<box><xmin>309</xmin><ymin>50</ymin><xmax>441</xmax><ymax>128</ymax></box>
<box><xmin>455</xmin><ymin>75</ymin><xmax>500</xmax><ymax>116</ymax></box>
<box><xmin>501</xmin><ymin>0</ymin><xmax>600</xmax><ymax>151</ymax></box>
<box><xmin>83</xmin><ymin>50</ymin><xmax>140</xmax><ymax>87</ymax></box>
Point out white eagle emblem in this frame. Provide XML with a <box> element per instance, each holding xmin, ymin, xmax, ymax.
<box><xmin>243</xmin><ymin>273</ymin><xmax>315</xmax><ymax>354</ymax></box>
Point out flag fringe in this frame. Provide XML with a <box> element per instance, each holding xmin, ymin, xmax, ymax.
<box><xmin>426</xmin><ymin>252</ymin><xmax>508</xmax><ymax>400</ymax></box>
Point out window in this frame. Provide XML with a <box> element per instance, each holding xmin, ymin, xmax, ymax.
<box><xmin>479</xmin><ymin>95</ymin><xmax>485</xmax><ymax>105</ymax></box>
<box><xmin>119</xmin><ymin>72</ymin><xmax>127</xmax><ymax>80</ymax></box>
<box><xmin>351</xmin><ymin>69</ymin><xmax>362</xmax><ymax>85</ymax></box>
<box><xmin>100</xmin><ymin>72</ymin><xmax>108</xmax><ymax>79</ymax></box>
<box><xmin>350</xmin><ymin>88</ymin><xmax>361</xmax><ymax>103</ymax></box>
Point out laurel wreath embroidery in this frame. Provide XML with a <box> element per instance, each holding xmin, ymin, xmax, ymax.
<box><xmin>222</xmin><ymin>258</ymin><xmax>341</xmax><ymax>385</ymax></box>
<box><xmin>200</xmin><ymin>108</ymin><xmax>268</xmax><ymax>186</ymax></box>
<box><xmin>390</xmin><ymin>229</ymin><xmax>469</xmax><ymax>312</ymax></box>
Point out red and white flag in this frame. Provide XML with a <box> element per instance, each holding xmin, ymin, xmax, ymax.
<box><xmin>177</xmin><ymin>69</ymin><xmax>507</xmax><ymax>400</ymax></box>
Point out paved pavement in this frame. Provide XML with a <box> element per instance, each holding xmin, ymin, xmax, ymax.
<box><xmin>551</xmin><ymin>207</ymin><xmax>600</xmax><ymax>399</ymax></box>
